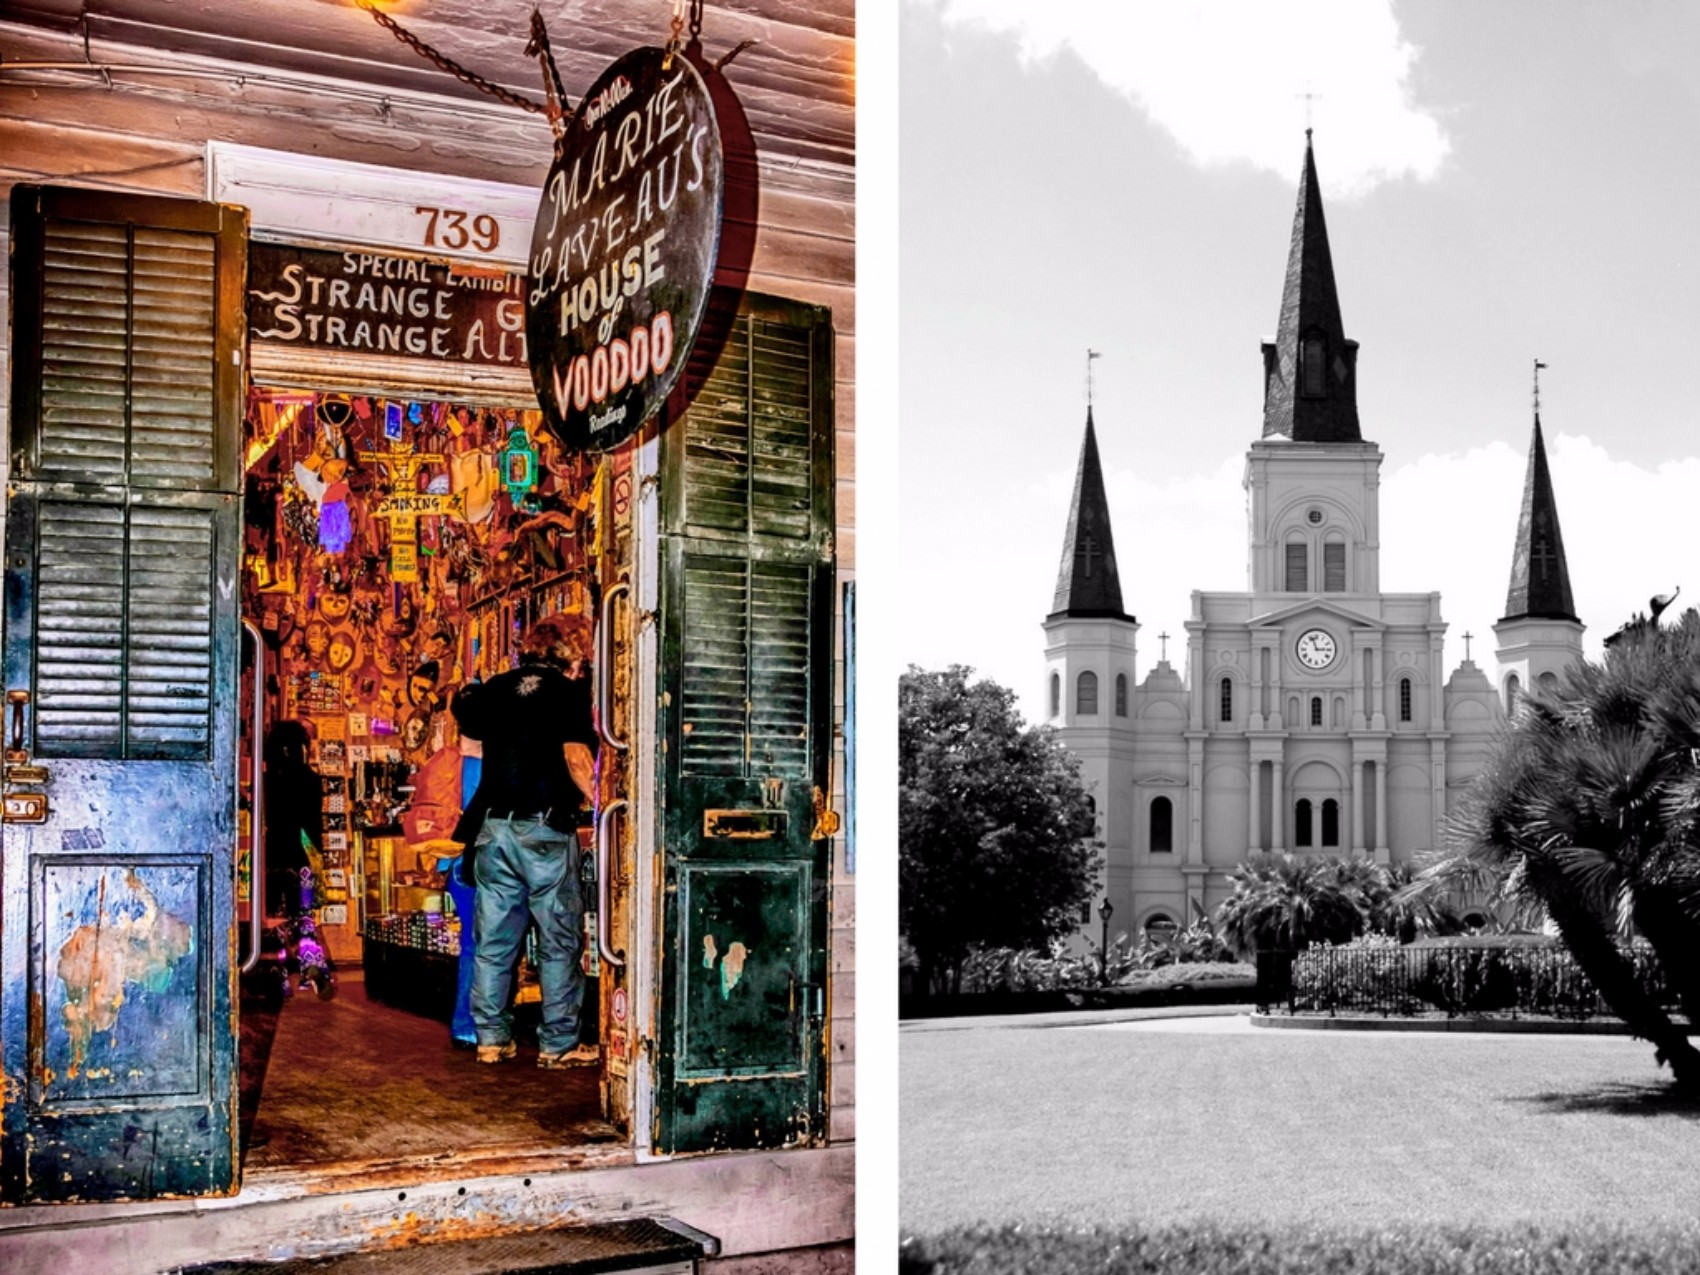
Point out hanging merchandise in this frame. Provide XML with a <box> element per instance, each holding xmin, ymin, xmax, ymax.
<box><xmin>501</xmin><ymin>422</ymin><xmax>539</xmax><ymax>510</ymax></box>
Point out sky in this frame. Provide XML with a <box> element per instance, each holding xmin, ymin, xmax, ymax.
<box><xmin>900</xmin><ymin>0</ymin><xmax>1700</xmax><ymax>726</ymax></box>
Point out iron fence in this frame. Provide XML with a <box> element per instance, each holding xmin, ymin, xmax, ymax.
<box><xmin>1256</xmin><ymin>942</ymin><xmax>1677</xmax><ymax>1020</ymax></box>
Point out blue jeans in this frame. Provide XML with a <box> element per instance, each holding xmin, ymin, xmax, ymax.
<box><xmin>445</xmin><ymin>857</ymin><xmax>478</xmax><ymax>1043</ymax></box>
<box><xmin>469</xmin><ymin>817</ymin><xmax>584</xmax><ymax>1054</ymax></box>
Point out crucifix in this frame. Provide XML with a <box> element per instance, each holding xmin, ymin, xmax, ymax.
<box><xmin>1531</xmin><ymin>537</ymin><xmax>1557</xmax><ymax>581</ymax></box>
<box><xmin>1296</xmin><ymin>87</ymin><xmax>1323</xmax><ymax>133</ymax></box>
<box><xmin>358</xmin><ymin>439</ymin><xmax>458</xmax><ymax>583</ymax></box>
<box><xmin>1533</xmin><ymin>358</ymin><xmax>1547</xmax><ymax>418</ymax></box>
<box><xmin>1077</xmin><ymin>532</ymin><xmax>1100</xmax><ymax>577</ymax></box>
<box><xmin>1463</xmin><ymin>631</ymin><xmax>1473</xmax><ymax>662</ymax></box>
<box><xmin>1159</xmin><ymin>631</ymin><xmax>1170</xmax><ymax>661</ymax></box>
<box><xmin>1086</xmin><ymin>348</ymin><xmax>1101</xmax><ymax>411</ymax></box>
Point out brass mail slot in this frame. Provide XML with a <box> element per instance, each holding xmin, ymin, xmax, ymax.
<box><xmin>5</xmin><ymin>764</ymin><xmax>48</xmax><ymax>784</ymax></box>
<box><xmin>703</xmin><ymin>809</ymin><xmax>786</xmax><ymax>840</ymax></box>
<box><xmin>3</xmin><ymin>792</ymin><xmax>47</xmax><ymax>824</ymax></box>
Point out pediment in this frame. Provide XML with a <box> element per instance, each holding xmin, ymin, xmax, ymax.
<box><xmin>1249</xmin><ymin>598</ymin><xmax>1386</xmax><ymax>631</ymax></box>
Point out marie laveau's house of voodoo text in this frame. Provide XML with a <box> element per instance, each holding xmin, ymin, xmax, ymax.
<box><xmin>0</xmin><ymin>1</ymin><xmax>855</xmax><ymax>1269</ymax></box>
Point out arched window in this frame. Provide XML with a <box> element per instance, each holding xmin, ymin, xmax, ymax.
<box><xmin>1301</xmin><ymin>333</ymin><xmax>1326</xmax><ymax>397</ymax></box>
<box><xmin>1050</xmin><ymin>672</ymin><xmax>1060</xmax><ymax>719</ymax></box>
<box><xmin>1077</xmin><ymin>670</ymin><xmax>1098</xmax><ymax>716</ymax></box>
<box><xmin>1506</xmin><ymin>673</ymin><xmax>1522</xmax><ymax>714</ymax></box>
<box><xmin>1310</xmin><ymin>696</ymin><xmax>1323</xmax><ymax>727</ymax></box>
<box><xmin>1150</xmin><ymin>796</ymin><xmax>1173</xmax><ymax>853</ymax></box>
<box><xmin>1294</xmin><ymin>798</ymin><xmax>1313</xmax><ymax>847</ymax></box>
<box><xmin>1399</xmin><ymin>677</ymin><xmax>1413</xmax><ymax>723</ymax></box>
<box><xmin>1220</xmin><ymin>677</ymin><xmax>1233</xmax><ymax>723</ymax></box>
<box><xmin>1322</xmin><ymin>799</ymin><xmax>1340</xmax><ymax>847</ymax></box>
<box><xmin>1538</xmin><ymin>671</ymin><xmax>1558</xmax><ymax>692</ymax></box>
<box><xmin>1115</xmin><ymin>673</ymin><xmax>1129</xmax><ymax>717</ymax></box>
<box><xmin>1144</xmin><ymin>913</ymin><xmax>1178</xmax><ymax>939</ymax></box>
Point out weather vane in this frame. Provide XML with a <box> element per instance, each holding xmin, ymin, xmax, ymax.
<box><xmin>1087</xmin><ymin>349</ymin><xmax>1101</xmax><ymax>410</ymax></box>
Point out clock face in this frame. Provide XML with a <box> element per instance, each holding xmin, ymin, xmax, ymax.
<box><xmin>1296</xmin><ymin>628</ymin><xmax>1337</xmax><ymax>670</ymax></box>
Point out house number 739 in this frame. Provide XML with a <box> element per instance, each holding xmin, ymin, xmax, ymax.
<box><xmin>415</xmin><ymin>205</ymin><xmax>500</xmax><ymax>254</ymax></box>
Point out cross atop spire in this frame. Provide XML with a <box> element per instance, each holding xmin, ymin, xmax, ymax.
<box><xmin>1502</xmin><ymin>408</ymin><xmax>1577</xmax><ymax>623</ymax></box>
<box><xmin>1050</xmin><ymin>409</ymin><xmax>1133</xmax><ymax>623</ymax></box>
<box><xmin>1260</xmin><ymin>134</ymin><xmax>1363</xmax><ymax>444</ymax></box>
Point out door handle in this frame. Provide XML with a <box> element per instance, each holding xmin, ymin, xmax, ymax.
<box><xmin>596</xmin><ymin>797</ymin><xmax>627</xmax><ymax>967</ymax></box>
<box><xmin>596</xmin><ymin>580</ymin><xmax>629</xmax><ymax>752</ymax></box>
<box><xmin>6</xmin><ymin>688</ymin><xmax>29</xmax><ymax>763</ymax></box>
<box><xmin>240</xmin><ymin>620</ymin><xmax>266</xmax><ymax>974</ymax></box>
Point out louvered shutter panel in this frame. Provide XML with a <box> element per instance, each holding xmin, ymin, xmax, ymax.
<box><xmin>674</xmin><ymin>305</ymin><xmax>831</xmax><ymax>776</ymax></box>
<box><xmin>10</xmin><ymin>186</ymin><xmax>244</xmax><ymax>762</ymax></box>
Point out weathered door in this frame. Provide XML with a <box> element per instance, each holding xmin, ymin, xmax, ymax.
<box><xmin>655</xmin><ymin>294</ymin><xmax>834</xmax><ymax>1153</ymax></box>
<box><xmin>1</xmin><ymin>186</ymin><xmax>247</xmax><ymax>1202</ymax></box>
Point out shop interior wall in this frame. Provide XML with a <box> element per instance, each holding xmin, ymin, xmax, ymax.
<box><xmin>0</xmin><ymin>7</ymin><xmax>855</xmax><ymax>1146</ymax></box>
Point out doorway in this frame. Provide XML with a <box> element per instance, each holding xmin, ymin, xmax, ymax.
<box><xmin>236</xmin><ymin>384</ymin><xmax>632</xmax><ymax>1173</ymax></box>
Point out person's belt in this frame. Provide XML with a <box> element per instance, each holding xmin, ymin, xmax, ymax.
<box><xmin>486</xmin><ymin>809</ymin><xmax>553</xmax><ymax>823</ymax></box>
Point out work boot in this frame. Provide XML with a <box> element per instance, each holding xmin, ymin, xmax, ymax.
<box><xmin>475</xmin><ymin>1040</ymin><xmax>517</xmax><ymax>1064</ymax></box>
<box><xmin>537</xmin><ymin>1043</ymin><xmax>599</xmax><ymax>1069</ymax></box>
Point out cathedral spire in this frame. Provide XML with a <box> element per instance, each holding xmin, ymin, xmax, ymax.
<box><xmin>1050</xmin><ymin>409</ymin><xmax>1131</xmax><ymax>621</ymax></box>
<box><xmin>1261</xmin><ymin>132</ymin><xmax>1362</xmax><ymax>443</ymax></box>
<box><xmin>1502</xmin><ymin>412</ymin><xmax>1577</xmax><ymax>622</ymax></box>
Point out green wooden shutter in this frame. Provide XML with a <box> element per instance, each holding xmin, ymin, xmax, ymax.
<box><xmin>657</xmin><ymin>295</ymin><xmax>834</xmax><ymax>1154</ymax></box>
<box><xmin>2</xmin><ymin>185</ymin><xmax>246</xmax><ymax>1203</ymax></box>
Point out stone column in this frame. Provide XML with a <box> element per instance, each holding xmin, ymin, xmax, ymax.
<box><xmin>1374</xmin><ymin>757</ymin><xmax>1388</xmax><ymax>861</ymax></box>
<box><xmin>1351</xmin><ymin>757</ymin><xmax>1365</xmax><ymax>855</ymax></box>
<box><xmin>1271</xmin><ymin>755</ymin><xmax>1286</xmax><ymax>853</ymax></box>
<box><xmin>1187</xmin><ymin>739</ymin><xmax>1205</xmax><ymax>864</ymax></box>
<box><xmin>1247</xmin><ymin>758</ymin><xmax>1261</xmax><ymax>853</ymax></box>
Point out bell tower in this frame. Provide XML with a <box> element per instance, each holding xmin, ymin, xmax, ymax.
<box><xmin>1246</xmin><ymin>134</ymin><xmax>1382</xmax><ymax>599</ymax></box>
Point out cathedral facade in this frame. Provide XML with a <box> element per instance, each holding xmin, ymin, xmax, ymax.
<box><xmin>1044</xmin><ymin>138</ymin><xmax>1585</xmax><ymax>939</ymax></box>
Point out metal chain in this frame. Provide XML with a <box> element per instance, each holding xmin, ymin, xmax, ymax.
<box><xmin>357</xmin><ymin>1</ymin><xmax>546</xmax><ymax>116</ymax></box>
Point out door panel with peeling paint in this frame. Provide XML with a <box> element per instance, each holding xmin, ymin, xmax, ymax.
<box><xmin>1</xmin><ymin>187</ymin><xmax>247</xmax><ymax>1202</ymax></box>
<box><xmin>655</xmin><ymin>295</ymin><xmax>833</xmax><ymax>1154</ymax></box>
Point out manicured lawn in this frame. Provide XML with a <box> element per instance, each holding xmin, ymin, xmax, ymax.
<box><xmin>902</xmin><ymin>1015</ymin><xmax>1700</xmax><ymax>1235</ymax></box>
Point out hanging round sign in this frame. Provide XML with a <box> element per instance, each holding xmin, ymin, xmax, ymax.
<box><xmin>526</xmin><ymin>47</ymin><xmax>724</xmax><ymax>453</ymax></box>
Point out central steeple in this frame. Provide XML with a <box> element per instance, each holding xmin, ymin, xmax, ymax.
<box><xmin>1261</xmin><ymin>133</ymin><xmax>1362</xmax><ymax>443</ymax></box>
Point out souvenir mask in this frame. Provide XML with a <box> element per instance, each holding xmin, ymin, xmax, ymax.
<box><xmin>328</xmin><ymin>628</ymin><xmax>359</xmax><ymax>673</ymax></box>
<box><xmin>305</xmin><ymin>620</ymin><xmax>330</xmax><ymax>661</ymax></box>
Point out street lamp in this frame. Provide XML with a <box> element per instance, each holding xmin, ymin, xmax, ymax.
<box><xmin>1098</xmin><ymin>896</ymin><xmax>1114</xmax><ymax>987</ymax></box>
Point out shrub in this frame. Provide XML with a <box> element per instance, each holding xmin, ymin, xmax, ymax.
<box><xmin>956</xmin><ymin>934</ymin><xmax>1141</xmax><ymax>993</ymax></box>
<box><xmin>1133</xmin><ymin>919</ymin><xmax>1238</xmax><ymax>969</ymax></box>
<box><xmin>1288</xmin><ymin>936</ymin><xmax>1677</xmax><ymax>1018</ymax></box>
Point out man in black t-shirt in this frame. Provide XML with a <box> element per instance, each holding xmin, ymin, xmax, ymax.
<box><xmin>451</xmin><ymin>615</ymin><xmax>599</xmax><ymax>1068</ymax></box>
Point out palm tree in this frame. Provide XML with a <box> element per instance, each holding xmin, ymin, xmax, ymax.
<box><xmin>1414</xmin><ymin>608</ymin><xmax>1700</xmax><ymax>1089</ymax></box>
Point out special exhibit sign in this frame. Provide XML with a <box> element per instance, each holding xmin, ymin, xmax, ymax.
<box><xmin>249</xmin><ymin>242</ymin><xmax>528</xmax><ymax>367</ymax></box>
<box><xmin>526</xmin><ymin>47</ymin><xmax>724</xmax><ymax>452</ymax></box>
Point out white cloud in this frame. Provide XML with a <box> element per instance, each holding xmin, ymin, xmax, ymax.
<box><xmin>913</xmin><ymin>433</ymin><xmax>1700</xmax><ymax>727</ymax></box>
<box><xmin>928</xmin><ymin>0</ymin><xmax>1451</xmax><ymax>197</ymax></box>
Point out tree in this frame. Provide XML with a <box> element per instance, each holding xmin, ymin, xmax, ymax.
<box><xmin>1416</xmin><ymin>608</ymin><xmax>1700</xmax><ymax>1089</ymax></box>
<box><xmin>900</xmin><ymin>666</ymin><xmax>1100</xmax><ymax>994</ymax></box>
<box><xmin>1214</xmin><ymin>854</ymin><xmax>1371</xmax><ymax>956</ymax></box>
